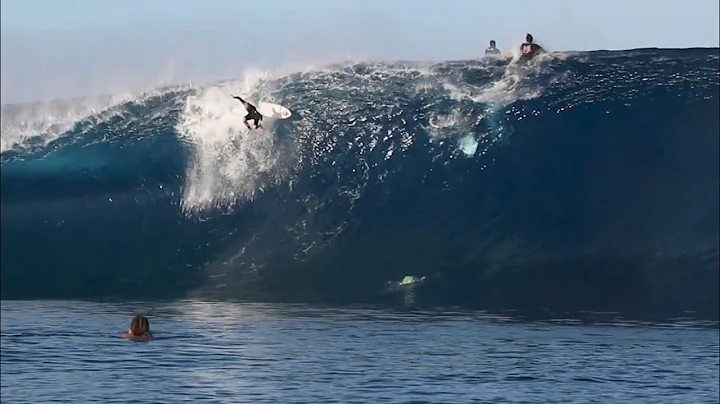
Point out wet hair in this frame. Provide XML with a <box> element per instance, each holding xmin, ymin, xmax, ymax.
<box><xmin>129</xmin><ymin>314</ymin><xmax>150</xmax><ymax>335</ymax></box>
<box><xmin>490</xmin><ymin>40</ymin><xmax>496</xmax><ymax>46</ymax></box>
<box><xmin>526</xmin><ymin>33</ymin><xmax>533</xmax><ymax>43</ymax></box>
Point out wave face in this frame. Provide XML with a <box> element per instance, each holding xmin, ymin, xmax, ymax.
<box><xmin>2</xmin><ymin>48</ymin><xmax>718</xmax><ymax>319</ymax></box>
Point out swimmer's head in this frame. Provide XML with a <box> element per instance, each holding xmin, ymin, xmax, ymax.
<box><xmin>526</xmin><ymin>33</ymin><xmax>534</xmax><ymax>43</ymax></box>
<box><xmin>489</xmin><ymin>40</ymin><xmax>496</xmax><ymax>47</ymax></box>
<box><xmin>129</xmin><ymin>314</ymin><xmax>150</xmax><ymax>335</ymax></box>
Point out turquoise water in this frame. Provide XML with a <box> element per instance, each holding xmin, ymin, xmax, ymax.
<box><xmin>1</xmin><ymin>301</ymin><xmax>718</xmax><ymax>403</ymax></box>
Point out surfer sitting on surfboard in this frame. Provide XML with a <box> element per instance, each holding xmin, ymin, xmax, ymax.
<box><xmin>232</xmin><ymin>95</ymin><xmax>263</xmax><ymax>129</ymax></box>
<box><xmin>485</xmin><ymin>40</ymin><xmax>500</xmax><ymax>56</ymax></box>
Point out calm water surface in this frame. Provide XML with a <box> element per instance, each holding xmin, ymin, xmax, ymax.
<box><xmin>1</xmin><ymin>301</ymin><xmax>718</xmax><ymax>403</ymax></box>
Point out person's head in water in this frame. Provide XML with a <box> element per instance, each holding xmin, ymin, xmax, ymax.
<box><xmin>127</xmin><ymin>314</ymin><xmax>151</xmax><ymax>337</ymax></box>
<box><xmin>489</xmin><ymin>40</ymin><xmax>496</xmax><ymax>49</ymax></box>
<box><xmin>525</xmin><ymin>34</ymin><xmax>534</xmax><ymax>43</ymax></box>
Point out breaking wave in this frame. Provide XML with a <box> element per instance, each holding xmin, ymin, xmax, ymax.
<box><xmin>2</xmin><ymin>48</ymin><xmax>718</xmax><ymax>320</ymax></box>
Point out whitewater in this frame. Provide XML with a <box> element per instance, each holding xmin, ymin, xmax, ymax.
<box><xmin>1</xmin><ymin>48</ymin><xmax>718</xmax><ymax>321</ymax></box>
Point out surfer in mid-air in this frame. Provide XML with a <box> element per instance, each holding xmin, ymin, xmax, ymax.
<box><xmin>231</xmin><ymin>95</ymin><xmax>263</xmax><ymax>129</ymax></box>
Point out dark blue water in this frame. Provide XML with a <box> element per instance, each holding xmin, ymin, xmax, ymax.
<box><xmin>1</xmin><ymin>301</ymin><xmax>718</xmax><ymax>403</ymax></box>
<box><xmin>1</xmin><ymin>48</ymin><xmax>718</xmax><ymax>321</ymax></box>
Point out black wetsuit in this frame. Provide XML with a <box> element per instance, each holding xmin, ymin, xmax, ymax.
<box><xmin>519</xmin><ymin>42</ymin><xmax>544</xmax><ymax>63</ymax></box>
<box><xmin>232</xmin><ymin>96</ymin><xmax>263</xmax><ymax>129</ymax></box>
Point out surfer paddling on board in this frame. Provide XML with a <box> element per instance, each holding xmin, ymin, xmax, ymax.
<box><xmin>123</xmin><ymin>314</ymin><xmax>152</xmax><ymax>341</ymax></box>
<box><xmin>518</xmin><ymin>33</ymin><xmax>544</xmax><ymax>64</ymax></box>
<box><xmin>231</xmin><ymin>95</ymin><xmax>263</xmax><ymax>129</ymax></box>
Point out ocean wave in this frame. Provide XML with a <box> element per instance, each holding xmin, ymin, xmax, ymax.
<box><xmin>1</xmin><ymin>48</ymin><xmax>718</xmax><ymax>320</ymax></box>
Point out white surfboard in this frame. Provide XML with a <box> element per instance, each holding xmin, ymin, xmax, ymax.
<box><xmin>256</xmin><ymin>101</ymin><xmax>292</xmax><ymax>120</ymax></box>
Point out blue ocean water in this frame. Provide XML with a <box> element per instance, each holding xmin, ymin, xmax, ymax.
<box><xmin>1</xmin><ymin>48</ymin><xmax>719</xmax><ymax>402</ymax></box>
<box><xmin>2</xmin><ymin>48</ymin><xmax>718</xmax><ymax>319</ymax></box>
<box><xmin>1</xmin><ymin>301</ymin><xmax>719</xmax><ymax>403</ymax></box>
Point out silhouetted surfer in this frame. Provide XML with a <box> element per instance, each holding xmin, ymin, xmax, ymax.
<box><xmin>232</xmin><ymin>95</ymin><xmax>263</xmax><ymax>129</ymax></box>
<box><xmin>518</xmin><ymin>33</ymin><xmax>544</xmax><ymax>64</ymax></box>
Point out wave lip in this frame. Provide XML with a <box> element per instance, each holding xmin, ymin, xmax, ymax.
<box><xmin>1</xmin><ymin>48</ymin><xmax>718</xmax><ymax>321</ymax></box>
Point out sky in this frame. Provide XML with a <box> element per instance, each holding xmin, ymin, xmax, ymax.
<box><xmin>2</xmin><ymin>0</ymin><xmax>719</xmax><ymax>104</ymax></box>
